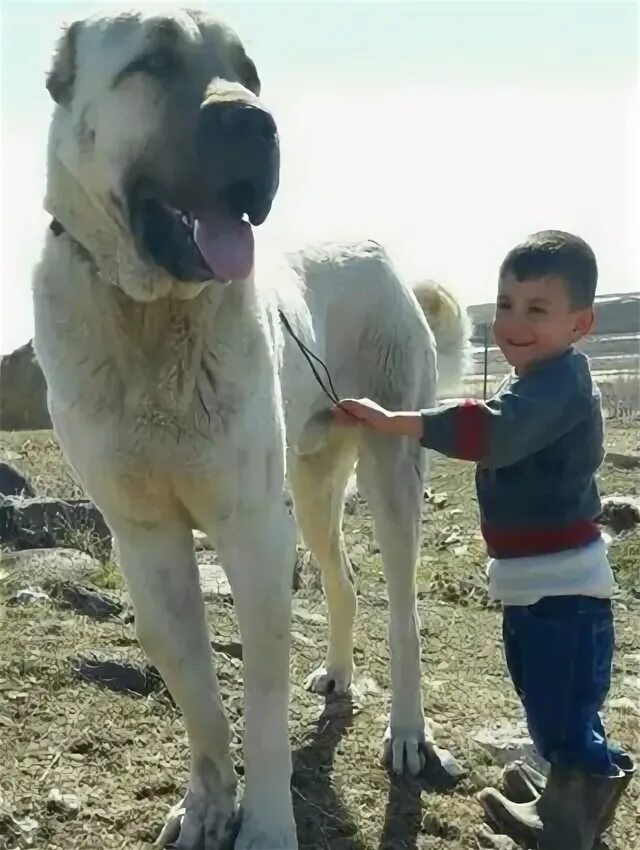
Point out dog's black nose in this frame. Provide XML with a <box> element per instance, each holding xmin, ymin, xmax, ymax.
<box><xmin>200</xmin><ymin>100</ymin><xmax>277</xmax><ymax>143</ymax></box>
<box><xmin>197</xmin><ymin>98</ymin><xmax>280</xmax><ymax>226</ymax></box>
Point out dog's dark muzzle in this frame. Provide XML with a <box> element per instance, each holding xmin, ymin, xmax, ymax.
<box><xmin>197</xmin><ymin>99</ymin><xmax>280</xmax><ymax>226</ymax></box>
<box><xmin>128</xmin><ymin>97</ymin><xmax>280</xmax><ymax>284</ymax></box>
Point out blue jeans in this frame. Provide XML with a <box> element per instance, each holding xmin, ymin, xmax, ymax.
<box><xmin>503</xmin><ymin>595</ymin><xmax>618</xmax><ymax>776</ymax></box>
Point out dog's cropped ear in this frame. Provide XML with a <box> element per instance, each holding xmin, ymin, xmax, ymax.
<box><xmin>235</xmin><ymin>46</ymin><xmax>260</xmax><ymax>97</ymax></box>
<box><xmin>46</xmin><ymin>21</ymin><xmax>82</xmax><ymax>105</ymax></box>
<box><xmin>241</xmin><ymin>54</ymin><xmax>261</xmax><ymax>97</ymax></box>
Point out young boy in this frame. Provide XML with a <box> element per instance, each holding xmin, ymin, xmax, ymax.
<box><xmin>334</xmin><ymin>231</ymin><xmax>635</xmax><ymax>849</ymax></box>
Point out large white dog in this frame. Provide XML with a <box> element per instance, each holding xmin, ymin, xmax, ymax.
<box><xmin>33</xmin><ymin>9</ymin><xmax>468</xmax><ymax>850</ymax></box>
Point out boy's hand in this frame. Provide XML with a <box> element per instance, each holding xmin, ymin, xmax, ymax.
<box><xmin>334</xmin><ymin>398</ymin><xmax>394</xmax><ymax>431</ymax></box>
<box><xmin>334</xmin><ymin>399</ymin><xmax>424</xmax><ymax>440</ymax></box>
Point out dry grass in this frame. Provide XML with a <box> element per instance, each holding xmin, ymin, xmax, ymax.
<box><xmin>1</xmin><ymin>425</ymin><xmax>639</xmax><ymax>850</ymax></box>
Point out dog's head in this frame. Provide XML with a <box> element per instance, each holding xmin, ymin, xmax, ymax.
<box><xmin>46</xmin><ymin>9</ymin><xmax>279</xmax><ymax>299</ymax></box>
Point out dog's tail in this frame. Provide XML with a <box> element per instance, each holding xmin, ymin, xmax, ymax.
<box><xmin>412</xmin><ymin>279</ymin><xmax>471</xmax><ymax>396</ymax></box>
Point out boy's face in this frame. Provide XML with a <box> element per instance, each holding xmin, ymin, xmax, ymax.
<box><xmin>492</xmin><ymin>274</ymin><xmax>594</xmax><ymax>372</ymax></box>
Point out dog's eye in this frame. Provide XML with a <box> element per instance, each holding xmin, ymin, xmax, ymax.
<box><xmin>144</xmin><ymin>50</ymin><xmax>173</xmax><ymax>74</ymax></box>
<box><xmin>126</xmin><ymin>49</ymin><xmax>176</xmax><ymax>77</ymax></box>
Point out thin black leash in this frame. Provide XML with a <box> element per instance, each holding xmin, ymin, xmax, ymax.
<box><xmin>49</xmin><ymin>218</ymin><xmax>345</xmax><ymax>413</ymax></box>
<box><xmin>278</xmin><ymin>309</ymin><xmax>346</xmax><ymax>410</ymax></box>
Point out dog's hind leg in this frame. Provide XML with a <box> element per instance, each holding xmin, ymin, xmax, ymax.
<box><xmin>290</xmin><ymin>432</ymin><xmax>358</xmax><ymax>695</ymax></box>
<box><xmin>112</xmin><ymin>520</ymin><xmax>236</xmax><ymax>850</ymax></box>
<box><xmin>356</xmin><ymin>433</ymin><xmax>430</xmax><ymax>776</ymax></box>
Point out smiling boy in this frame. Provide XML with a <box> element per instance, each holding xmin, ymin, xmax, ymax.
<box><xmin>334</xmin><ymin>231</ymin><xmax>635</xmax><ymax>849</ymax></box>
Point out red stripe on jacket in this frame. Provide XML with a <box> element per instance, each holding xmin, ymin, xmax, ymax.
<box><xmin>455</xmin><ymin>399</ymin><xmax>488</xmax><ymax>461</ymax></box>
<box><xmin>482</xmin><ymin>520</ymin><xmax>601</xmax><ymax>558</ymax></box>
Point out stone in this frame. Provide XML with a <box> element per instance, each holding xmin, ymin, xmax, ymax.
<box><xmin>197</xmin><ymin>551</ymin><xmax>232</xmax><ymax>599</ymax></box>
<box><xmin>430</xmin><ymin>743</ymin><xmax>467</xmax><ymax>779</ymax></box>
<box><xmin>292</xmin><ymin>603</ymin><xmax>327</xmax><ymax>625</ymax></box>
<box><xmin>211</xmin><ymin>639</ymin><xmax>243</xmax><ymax>660</ymax></box>
<box><xmin>49</xmin><ymin>580</ymin><xmax>123</xmax><ymax>619</ymax></box>
<box><xmin>7</xmin><ymin>586</ymin><xmax>51</xmax><ymax>606</ymax></box>
<box><xmin>72</xmin><ymin>651</ymin><xmax>166</xmax><ymax>697</ymax></box>
<box><xmin>1</xmin><ymin>548</ymin><xmax>101</xmax><ymax>591</ymax></box>
<box><xmin>0</xmin><ymin>495</ymin><xmax>110</xmax><ymax>549</ymax></box>
<box><xmin>0</xmin><ymin>461</ymin><xmax>35</xmax><ymax>497</ymax></box>
<box><xmin>597</xmin><ymin>495</ymin><xmax>640</xmax><ymax>534</ymax></box>
<box><xmin>0</xmin><ymin>340</ymin><xmax>51</xmax><ymax>431</ymax></box>
<box><xmin>604</xmin><ymin>452</ymin><xmax>640</xmax><ymax>470</ymax></box>
<box><xmin>192</xmin><ymin>529</ymin><xmax>213</xmax><ymax>550</ymax></box>
<box><xmin>46</xmin><ymin>788</ymin><xmax>81</xmax><ymax>819</ymax></box>
<box><xmin>477</xmin><ymin>826</ymin><xmax>520</xmax><ymax>849</ymax></box>
<box><xmin>472</xmin><ymin>722</ymin><xmax>547</xmax><ymax>770</ymax></box>
<box><xmin>0</xmin><ymin>814</ymin><xmax>40</xmax><ymax>847</ymax></box>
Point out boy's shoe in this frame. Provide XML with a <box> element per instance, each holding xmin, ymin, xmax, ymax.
<box><xmin>476</xmin><ymin>789</ymin><xmax>542</xmax><ymax>846</ymax></box>
<box><xmin>478</xmin><ymin>764</ymin><xmax>627</xmax><ymax>850</ymax></box>
<box><xmin>501</xmin><ymin>760</ymin><xmax>546</xmax><ymax>803</ymax></box>
<box><xmin>501</xmin><ymin>754</ymin><xmax>636</xmax><ymax>834</ymax></box>
<box><xmin>599</xmin><ymin>753</ymin><xmax>635</xmax><ymax>832</ymax></box>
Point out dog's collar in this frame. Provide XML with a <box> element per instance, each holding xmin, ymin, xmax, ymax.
<box><xmin>48</xmin><ymin>217</ymin><xmax>97</xmax><ymax>271</ymax></box>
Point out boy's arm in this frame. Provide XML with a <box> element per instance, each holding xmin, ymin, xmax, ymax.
<box><xmin>333</xmin><ymin>399</ymin><xmax>423</xmax><ymax>439</ymax></box>
<box><xmin>335</xmin><ymin>358</ymin><xmax>595</xmax><ymax>468</ymax></box>
<box><xmin>420</xmin><ymin>368</ymin><xmax>594</xmax><ymax>467</ymax></box>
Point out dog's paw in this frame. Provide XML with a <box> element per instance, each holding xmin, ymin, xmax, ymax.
<box><xmin>381</xmin><ymin>723</ymin><xmax>429</xmax><ymax>776</ymax></box>
<box><xmin>304</xmin><ymin>663</ymin><xmax>352</xmax><ymax>695</ymax></box>
<box><xmin>381</xmin><ymin>726</ymin><xmax>466</xmax><ymax>784</ymax></box>
<box><xmin>155</xmin><ymin>792</ymin><xmax>236</xmax><ymax>849</ymax></box>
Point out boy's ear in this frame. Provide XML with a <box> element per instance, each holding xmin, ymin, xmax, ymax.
<box><xmin>574</xmin><ymin>307</ymin><xmax>595</xmax><ymax>338</ymax></box>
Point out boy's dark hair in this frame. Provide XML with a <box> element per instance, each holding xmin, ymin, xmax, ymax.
<box><xmin>499</xmin><ymin>230</ymin><xmax>597</xmax><ymax>309</ymax></box>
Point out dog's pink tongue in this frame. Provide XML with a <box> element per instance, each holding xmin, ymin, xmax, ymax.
<box><xmin>194</xmin><ymin>211</ymin><xmax>254</xmax><ymax>281</ymax></box>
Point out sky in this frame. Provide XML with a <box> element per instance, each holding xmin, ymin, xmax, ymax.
<box><xmin>1</xmin><ymin>0</ymin><xmax>638</xmax><ymax>353</ymax></box>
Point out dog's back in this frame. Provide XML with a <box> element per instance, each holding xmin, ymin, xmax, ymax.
<box><xmin>287</xmin><ymin>241</ymin><xmax>468</xmax><ymax>408</ymax></box>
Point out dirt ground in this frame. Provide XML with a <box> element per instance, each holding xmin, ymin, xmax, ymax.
<box><xmin>1</xmin><ymin>423</ymin><xmax>638</xmax><ymax>850</ymax></box>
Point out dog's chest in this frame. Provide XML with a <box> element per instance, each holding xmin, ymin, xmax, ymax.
<box><xmin>48</xmin><ymin>287</ymin><xmax>246</xmax><ymax>456</ymax></box>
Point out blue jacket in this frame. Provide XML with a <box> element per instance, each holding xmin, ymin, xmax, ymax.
<box><xmin>420</xmin><ymin>348</ymin><xmax>603</xmax><ymax>558</ymax></box>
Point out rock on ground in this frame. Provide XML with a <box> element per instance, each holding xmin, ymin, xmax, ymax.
<box><xmin>0</xmin><ymin>495</ymin><xmax>110</xmax><ymax>549</ymax></box>
<box><xmin>0</xmin><ymin>461</ymin><xmax>36</xmax><ymax>497</ymax></box>
<box><xmin>0</xmin><ymin>340</ymin><xmax>51</xmax><ymax>430</ymax></box>
<box><xmin>1</xmin><ymin>548</ymin><xmax>101</xmax><ymax>591</ymax></box>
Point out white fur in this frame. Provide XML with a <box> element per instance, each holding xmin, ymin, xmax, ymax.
<box><xmin>412</xmin><ymin>279</ymin><xmax>471</xmax><ymax>396</ymax></box>
<box><xmin>33</xmin><ymin>10</ymin><xmax>468</xmax><ymax>850</ymax></box>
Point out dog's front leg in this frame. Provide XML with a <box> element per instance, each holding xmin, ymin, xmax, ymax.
<box><xmin>112</xmin><ymin>520</ymin><xmax>236</xmax><ymax>850</ymax></box>
<box><xmin>217</xmin><ymin>499</ymin><xmax>298</xmax><ymax>850</ymax></box>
